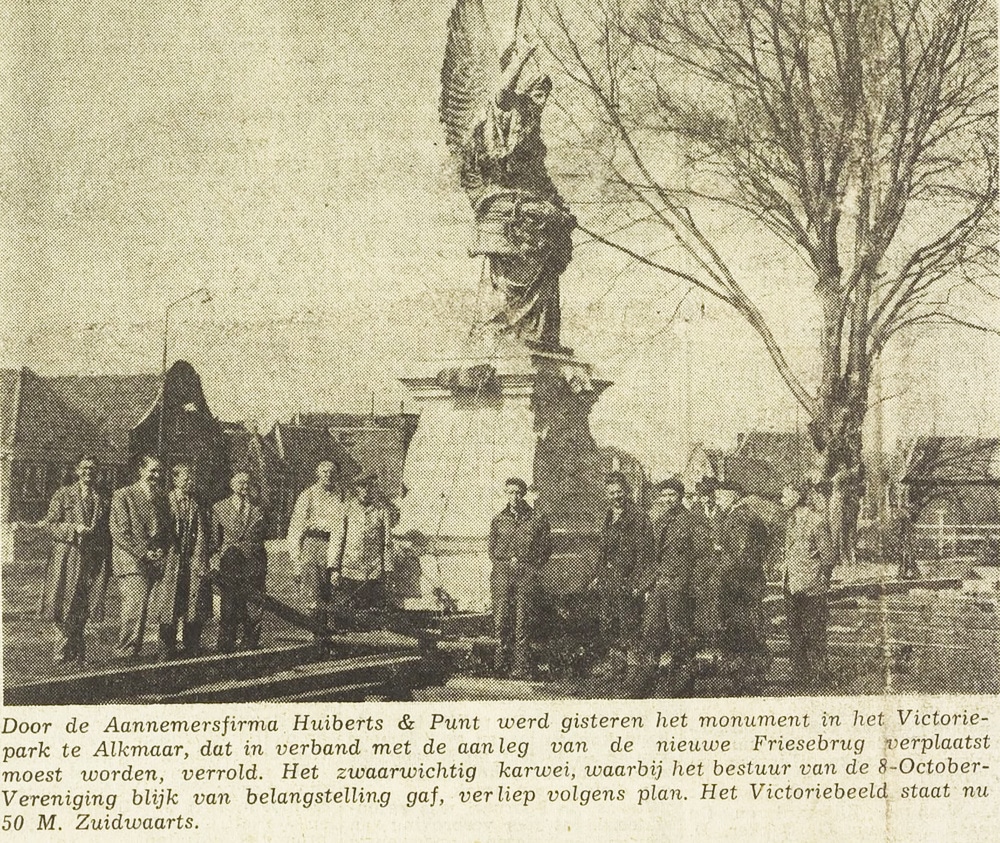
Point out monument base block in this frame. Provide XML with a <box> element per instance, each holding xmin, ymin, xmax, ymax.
<box><xmin>393</xmin><ymin>342</ymin><xmax>612</xmax><ymax>612</ymax></box>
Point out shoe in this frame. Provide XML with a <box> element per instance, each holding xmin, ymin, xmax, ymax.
<box><xmin>114</xmin><ymin>646</ymin><xmax>138</xmax><ymax>660</ymax></box>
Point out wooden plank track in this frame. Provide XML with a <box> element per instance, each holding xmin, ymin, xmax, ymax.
<box><xmin>133</xmin><ymin>652</ymin><xmax>432</xmax><ymax>704</ymax></box>
<box><xmin>5</xmin><ymin>644</ymin><xmax>324</xmax><ymax>706</ymax></box>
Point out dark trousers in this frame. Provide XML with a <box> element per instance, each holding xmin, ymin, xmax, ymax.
<box><xmin>316</xmin><ymin>577</ymin><xmax>388</xmax><ymax>632</ymax></box>
<box><xmin>719</xmin><ymin>567</ymin><xmax>767</xmax><ymax>658</ymax></box>
<box><xmin>157</xmin><ymin>621</ymin><xmax>204</xmax><ymax>657</ymax></box>
<box><xmin>55</xmin><ymin>576</ymin><xmax>93</xmax><ymax>662</ymax></box>
<box><xmin>785</xmin><ymin>591</ymin><xmax>828</xmax><ymax>686</ymax></box>
<box><xmin>218</xmin><ymin>577</ymin><xmax>264</xmax><ymax>652</ymax></box>
<box><xmin>629</xmin><ymin>581</ymin><xmax>694</xmax><ymax>698</ymax></box>
<box><xmin>491</xmin><ymin>561</ymin><xmax>537</xmax><ymax>676</ymax></box>
<box><xmin>597</xmin><ymin>580</ymin><xmax>640</xmax><ymax>656</ymax></box>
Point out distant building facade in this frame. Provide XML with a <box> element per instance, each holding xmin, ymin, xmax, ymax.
<box><xmin>1</xmin><ymin>361</ymin><xmax>225</xmax><ymax>522</ymax></box>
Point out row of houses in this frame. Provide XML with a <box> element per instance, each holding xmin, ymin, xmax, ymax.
<box><xmin>0</xmin><ymin>361</ymin><xmax>418</xmax><ymax>537</ymax></box>
<box><xmin>3</xmin><ymin>359</ymin><xmax>997</xmax><ymax>542</ymax></box>
<box><xmin>690</xmin><ymin>429</ymin><xmax>1000</xmax><ymax>524</ymax></box>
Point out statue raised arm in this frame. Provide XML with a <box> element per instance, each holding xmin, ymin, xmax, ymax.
<box><xmin>440</xmin><ymin>1</ymin><xmax>575</xmax><ymax>349</ymax></box>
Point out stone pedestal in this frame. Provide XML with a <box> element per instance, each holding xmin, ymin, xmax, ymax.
<box><xmin>393</xmin><ymin>342</ymin><xmax>611</xmax><ymax>612</ymax></box>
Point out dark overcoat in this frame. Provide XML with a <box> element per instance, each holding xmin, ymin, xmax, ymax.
<box><xmin>149</xmin><ymin>490</ymin><xmax>212</xmax><ymax>623</ymax></box>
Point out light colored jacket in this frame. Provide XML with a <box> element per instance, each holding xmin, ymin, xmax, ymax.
<box><xmin>109</xmin><ymin>481</ymin><xmax>172</xmax><ymax>578</ymax></box>
<box><xmin>39</xmin><ymin>483</ymin><xmax>110</xmax><ymax>622</ymax></box>
<box><xmin>330</xmin><ymin>498</ymin><xmax>392</xmax><ymax>581</ymax></box>
<box><xmin>286</xmin><ymin>484</ymin><xmax>346</xmax><ymax>576</ymax></box>
<box><xmin>781</xmin><ymin>506</ymin><xmax>834</xmax><ymax>596</ymax></box>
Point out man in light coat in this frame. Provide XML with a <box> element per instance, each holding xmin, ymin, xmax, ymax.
<box><xmin>109</xmin><ymin>456</ymin><xmax>173</xmax><ymax>658</ymax></box>
<box><xmin>39</xmin><ymin>454</ymin><xmax>111</xmax><ymax>663</ymax></box>
<box><xmin>286</xmin><ymin>461</ymin><xmax>347</xmax><ymax>631</ymax></box>
<box><xmin>780</xmin><ymin>481</ymin><xmax>835</xmax><ymax>688</ymax></box>
<box><xmin>328</xmin><ymin>473</ymin><xmax>394</xmax><ymax>624</ymax></box>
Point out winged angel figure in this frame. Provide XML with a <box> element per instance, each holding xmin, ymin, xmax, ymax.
<box><xmin>440</xmin><ymin>0</ymin><xmax>576</xmax><ymax>349</ymax></box>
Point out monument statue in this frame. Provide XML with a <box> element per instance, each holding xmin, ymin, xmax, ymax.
<box><xmin>440</xmin><ymin>0</ymin><xmax>575</xmax><ymax>349</ymax></box>
<box><xmin>392</xmin><ymin>1</ymin><xmax>615</xmax><ymax>615</ymax></box>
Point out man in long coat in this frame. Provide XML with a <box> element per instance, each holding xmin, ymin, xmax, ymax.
<box><xmin>211</xmin><ymin>472</ymin><xmax>268</xmax><ymax>651</ymax></box>
<box><xmin>156</xmin><ymin>463</ymin><xmax>212</xmax><ymax>656</ymax></box>
<box><xmin>592</xmin><ymin>472</ymin><xmax>653</xmax><ymax>675</ymax></box>
<box><xmin>630</xmin><ymin>477</ymin><xmax>700</xmax><ymax>698</ymax></box>
<box><xmin>109</xmin><ymin>455</ymin><xmax>173</xmax><ymax>658</ymax></box>
<box><xmin>690</xmin><ymin>477</ymin><xmax>724</xmax><ymax>647</ymax></box>
<box><xmin>715</xmin><ymin>480</ymin><xmax>771</xmax><ymax>692</ymax></box>
<box><xmin>286</xmin><ymin>460</ymin><xmax>347</xmax><ymax>631</ymax></box>
<box><xmin>39</xmin><ymin>454</ymin><xmax>111</xmax><ymax>663</ymax></box>
<box><xmin>328</xmin><ymin>473</ymin><xmax>394</xmax><ymax>625</ymax></box>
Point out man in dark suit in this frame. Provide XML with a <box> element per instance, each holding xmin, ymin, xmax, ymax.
<box><xmin>109</xmin><ymin>455</ymin><xmax>172</xmax><ymax>658</ymax></box>
<box><xmin>38</xmin><ymin>454</ymin><xmax>111</xmax><ymax>663</ymax></box>
<box><xmin>592</xmin><ymin>472</ymin><xmax>653</xmax><ymax>679</ymax></box>
<box><xmin>211</xmin><ymin>471</ymin><xmax>268</xmax><ymax>652</ymax></box>
<box><xmin>630</xmin><ymin>477</ymin><xmax>700</xmax><ymax>697</ymax></box>
<box><xmin>488</xmin><ymin>477</ymin><xmax>551</xmax><ymax>679</ymax></box>
<box><xmin>690</xmin><ymin>477</ymin><xmax>723</xmax><ymax>648</ymax></box>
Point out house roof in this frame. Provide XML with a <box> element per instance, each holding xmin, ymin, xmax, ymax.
<box><xmin>0</xmin><ymin>368</ymin><xmax>106</xmax><ymax>461</ymax></box>
<box><xmin>0</xmin><ymin>367</ymin><xmax>105</xmax><ymax>460</ymax></box>
<box><xmin>736</xmin><ymin>429</ymin><xmax>815</xmax><ymax>484</ymax></box>
<box><xmin>222</xmin><ymin>422</ymin><xmax>286</xmax><ymax>477</ymax></box>
<box><xmin>902</xmin><ymin>437</ymin><xmax>1000</xmax><ymax>486</ymax></box>
<box><xmin>267</xmin><ymin>423</ymin><xmax>360</xmax><ymax>479</ymax></box>
<box><xmin>46</xmin><ymin>373</ymin><xmax>161</xmax><ymax>436</ymax></box>
<box><xmin>296</xmin><ymin>411</ymin><xmax>420</xmax><ymax>452</ymax></box>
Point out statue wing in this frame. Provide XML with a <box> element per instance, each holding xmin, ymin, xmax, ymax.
<box><xmin>440</xmin><ymin>0</ymin><xmax>499</xmax><ymax>158</ymax></box>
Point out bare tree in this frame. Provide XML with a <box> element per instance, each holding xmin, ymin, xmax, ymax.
<box><xmin>538</xmin><ymin>0</ymin><xmax>997</xmax><ymax>520</ymax></box>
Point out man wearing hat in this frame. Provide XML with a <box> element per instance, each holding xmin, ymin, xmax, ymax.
<box><xmin>714</xmin><ymin>480</ymin><xmax>772</xmax><ymax>692</ymax></box>
<box><xmin>327</xmin><ymin>473</ymin><xmax>394</xmax><ymax>623</ymax></box>
<box><xmin>630</xmin><ymin>477</ymin><xmax>698</xmax><ymax>697</ymax></box>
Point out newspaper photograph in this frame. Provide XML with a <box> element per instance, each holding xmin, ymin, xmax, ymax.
<box><xmin>1</xmin><ymin>0</ymin><xmax>998</xmax><ymax>840</ymax></box>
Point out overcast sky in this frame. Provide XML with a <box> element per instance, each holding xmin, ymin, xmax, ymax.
<box><xmin>1</xmin><ymin>0</ymin><xmax>997</xmax><ymax>475</ymax></box>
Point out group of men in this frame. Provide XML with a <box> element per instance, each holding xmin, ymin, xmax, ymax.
<box><xmin>285</xmin><ymin>460</ymin><xmax>394</xmax><ymax>634</ymax></box>
<box><xmin>38</xmin><ymin>454</ymin><xmax>395</xmax><ymax>667</ymax></box>
<box><xmin>594</xmin><ymin>472</ymin><xmax>777</xmax><ymax>696</ymax></box>
<box><xmin>40</xmin><ymin>451</ymin><xmax>833</xmax><ymax>694</ymax></box>
<box><xmin>487</xmin><ymin>471</ymin><xmax>815</xmax><ymax>696</ymax></box>
<box><xmin>39</xmin><ymin>455</ymin><xmax>267</xmax><ymax>664</ymax></box>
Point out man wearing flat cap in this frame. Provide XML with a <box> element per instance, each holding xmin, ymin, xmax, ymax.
<box><xmin>489</xmin><ymin>477</ymin><xmax>551</xmax><ymax>678</ymax></box>
<box><xmin>328</xmin><ymin>473</ymin><xmax>394</xmax><ymax>623</ymax></box>
<box><xmin>630</xmin><ymin>477</ymin><xmax>699</xmax><ymax>697</ymax></box>
<box><xmin>714</xmin><ymin>480</ymin><xmax>771</xmax><ymax>692</ymax></box>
